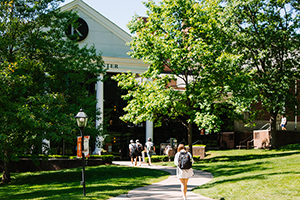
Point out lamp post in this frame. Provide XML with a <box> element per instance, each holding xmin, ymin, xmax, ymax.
<box><xmin>75</xmin><ymin>109</ymin><xmax>88</xmax><ymax>196</ymax></box>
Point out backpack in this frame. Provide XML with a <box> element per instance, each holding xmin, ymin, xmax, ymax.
<box><xmin>137</xmin><ymin>143</ymin><xmax>143</xmax><ymax>152</ymax></box>
<box><xmin>130</xmin><ymin>143</ymin><xmax>137</xmax><ymax>154</ymax></box>
<box><xmin>178</xmin><ymin>151</ymin><xmax>192</xmax><ymax>169</ymax></box>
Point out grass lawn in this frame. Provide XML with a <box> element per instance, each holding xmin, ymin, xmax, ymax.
<box><xmin>0</xmin><ymin>165</ymin><xmax>169</xmax><ymax>200</ymax></box>
<box><xmin>157</xmin><ymin>145</ymin><xmax>300</xmax><ymax>200</ymax></box>
<box><xmin>194</xmin><ymin>146</ymin><xmax>300</xmax><ymax>200</ymax></box>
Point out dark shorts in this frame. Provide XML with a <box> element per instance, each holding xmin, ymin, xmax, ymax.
<box><xmin>130</xmin><ymin>152</ymin><xmax>137</xmax><ymax>158</ymax></box>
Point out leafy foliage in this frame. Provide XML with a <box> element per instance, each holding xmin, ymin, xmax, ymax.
<box><xmin>214</xmin><ymin>0</ymin><xmax>300</xmax><ymax>145</ymax></box>
<box><xmin>113</xmin><ymin>0</ymin><xmax>241</xmax><ymax>152</ymax></box>
<box><xmin>0</xmin><ymin>0</ymin><xmax>104</xmax><ymax>182</ymax></box>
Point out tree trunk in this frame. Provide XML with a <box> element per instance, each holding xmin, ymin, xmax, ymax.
<box><xmin>188</xmin><ymin>122</ymin><xmax>193</xmax><ymax>155</ymax></box>
<box><xmin>270</xmin><ymin>111</ymin><xmax>278</xmax><ymax>148</ymax></box>
<box><xmin>2</xmin><ymin>150</ymin><xmax>11</xmax><ymax>183</ymax></box>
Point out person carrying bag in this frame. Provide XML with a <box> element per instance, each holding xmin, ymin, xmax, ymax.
<box><xmin>174</xmin><ymin>144</ymin><xmax>194</xmax><ymax>200</ymax></box>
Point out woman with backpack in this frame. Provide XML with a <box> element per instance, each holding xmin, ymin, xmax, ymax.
<box><xmin>174</xmin><ymin>144</ymin><xmax>194</xmax><ymax>200</ymax></box>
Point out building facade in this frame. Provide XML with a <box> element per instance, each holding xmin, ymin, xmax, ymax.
<box><xmin>61</xmin><ymin>0</ymin><xmax>300</xmax><ymax>153</ymax></box>
<box><xmin>61</xmin><ymin>0</ymin><xmax>154</xmax><ymax>154</ymax></box>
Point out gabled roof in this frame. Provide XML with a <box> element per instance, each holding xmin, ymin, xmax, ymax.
<box><xmin>59</xmin><ymin>0</ymin><xmax>132</xmax><ymax>42</ymax></box>
<box><xmin>59</xmin><ymin>0</ymin><xmax>148</xmax><ymax>73</ymax></box>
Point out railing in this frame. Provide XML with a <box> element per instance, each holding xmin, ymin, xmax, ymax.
<box><xmin>237</xmin><ymin>135</ymin><xmax>253</xmax><ymax>149</ymax></box>
<box><xmin>260</xmin><ymin>123</ymin><xmax>271</xmax><ymax>130</ymax></box>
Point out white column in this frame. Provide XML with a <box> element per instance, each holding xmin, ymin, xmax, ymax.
<box><xmin>93</xmin><ymin>74</ymin><xmax>104</xmax><ymax>155</ymax></box>
<box><xmin>145</xmin><ymin>78</ymin><xmax>154</xmax><ymax>143</ymax></box>
<box><xmin>146</xmin><ymin>120</ymin><xmax>153</xmax><ymax>143</ymax></box>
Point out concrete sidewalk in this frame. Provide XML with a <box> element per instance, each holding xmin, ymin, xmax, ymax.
<box><xmin>109</xmin><ymin>161</ymin><xmax>214</xmax><ymax>200</ymax></box>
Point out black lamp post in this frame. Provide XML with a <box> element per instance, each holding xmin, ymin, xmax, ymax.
<box><xmin>75</xmin><ymin>109</ymin><xmax>88</xmax><ymax>196</ymax></box>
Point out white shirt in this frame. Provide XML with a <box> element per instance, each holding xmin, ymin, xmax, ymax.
<box><xmin>145</xmin><ymin>141</ymin><xmax>153</xmax><ymax>151</ymax></box>
<box><xmin>129</xmin><ymin>143</ymin><xmax>136</xmax><ymax>151</ymax></box>
<box><xmin>281</xmin><ymin>117</ymin><xmax>287</xmax><ymax>125</ymax></box>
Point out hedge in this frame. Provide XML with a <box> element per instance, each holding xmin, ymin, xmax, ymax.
<box><xmin>89</xmin><ymin>155</ymin><xmax>114</xmax><ymax>164</ymax></box>
<box><xmin>144</xmin><ymin>155</ymin><xmax>202</xmax><ymax>163</ymax></box>
<box><xmin>19</xmin><ymin>154</ymin><xmax>114</xmax><ymax>164</ymax></box>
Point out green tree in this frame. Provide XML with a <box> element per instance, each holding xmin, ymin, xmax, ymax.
<box><xmin>113</xmin><ymin>0</ymin><xmax>240</xmax><ymax>153</ymax></box>
<box><xmin>0</xmin><ymin>0</ymin><xmax>104</xmax><ymax>183</ymax></box>
<box><xmin>216</xmin><ymin>0</ymin><xmax>300</xmax><ymax>146</ymax></box>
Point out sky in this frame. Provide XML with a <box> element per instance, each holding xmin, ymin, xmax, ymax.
<box><xmin>60</xmin><ymin>0</ymin><xmax>159</xmax><ymax>34</ymax></box>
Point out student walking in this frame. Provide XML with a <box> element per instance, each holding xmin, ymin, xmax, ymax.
<box><xmin>129</xmin><ymin>140</ymin><xmax>137</xmax><ymax>166</ymax></box>
<box><xmin>174</xmin><ymin>144</ymin><xmax>194</xmax><ymax>200</ymax></box>
<box><xmin>136</xmin><ymin>139</ymin><xmax>143</xmax><ymax>166</ymax></box>
<box><xmin>280</xmin><ymin>115</ymin><xmax>287</xmax><ymax>130</ymax></box>
<box><xmin>145</xmin><ymin>137</ymin><xmax>155</xmax><ymax>166</ymax></box>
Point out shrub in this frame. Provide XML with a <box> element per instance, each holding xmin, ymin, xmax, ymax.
<box><xmin>101</xmin><ymin>155</ymin><xmax>114</xmax><ymax>164</ymax></box>
<box><xmin>144</xmin><ymin>155</ymin><xmax>202</xmax><ymax>163</ymax></box>
<box><xmin>20</xmin><ymin>154</ymin><xmax>115</xmax><ymax>164</ymax></box>
<box><xmin>145</xmin><ymin>155</ymin><xmax>171</xmax><ymax>162</ymax></box>
<box><xmin>277</xmin><ymin>143</ymin><xmax>300</xmax><ymax>150</ymax></box>
<box><xmin>89</xmin><ymin>155</ymin><xmax>114</xmax><ymax>164</ymax></box>
<box><xmin>185</xmin><ymin>145</ymin><xmax>206</xmax><ymax>148</ymax></box>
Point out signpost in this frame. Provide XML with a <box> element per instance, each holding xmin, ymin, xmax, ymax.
<box><xmin>77</xmin><ymin>136</ymin><xmax>90</xmax><ymax>158</ymax></box>
<box><xmin>75</xmin><ymin>109</ymin><xmax>88</xmax><ymax>196</ymax></box>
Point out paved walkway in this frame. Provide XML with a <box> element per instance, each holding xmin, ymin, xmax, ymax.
<box><xmin>109</xmin><ymin>161</ymin><xmax>214</xmax><ymax>200</ymax></box>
